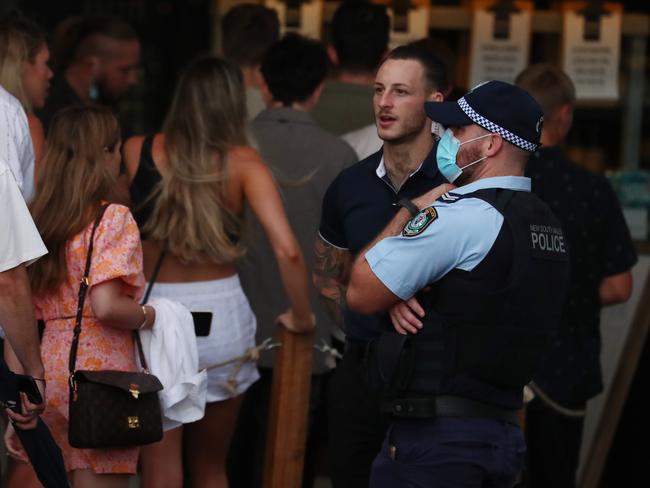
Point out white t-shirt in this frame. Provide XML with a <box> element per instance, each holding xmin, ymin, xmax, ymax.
<box><xmin>0</xmin><ymin>86</ymin><xmax>35</xmax><ymax>201</ymax></box>
<box><xmin>0</xmin><ymin>159</ymin><xmax>46</xmax><ymax>273</ymax></box>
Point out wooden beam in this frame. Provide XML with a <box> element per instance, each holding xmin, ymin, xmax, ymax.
<box><xmin>579</xmin><ymin>270</ymin><xmax>650</xmax><ymax>488</ymax></box>
<box><xmin>319</xmin><ymin>4</ymin><xmax>649</xmax><ymax>36</ymax></box>
<box><xmin>263</xmin><ymin>326</ymin><xmax>314</xmax><ymax>488</ymax></box>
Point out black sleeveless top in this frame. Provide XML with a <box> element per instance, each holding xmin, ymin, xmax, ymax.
<box><xmin>129</xmin><ymin>135</ymin><xmax>161</xmax><ymax>235</ymax></box>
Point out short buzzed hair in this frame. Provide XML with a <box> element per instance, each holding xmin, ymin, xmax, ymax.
<box><xmin>382</xmin><ymin>43</ymin><xmax>450</xmax><ymax>94</ymax></box>
<box><xmin>51</xmin><ymin>16</ymin><xmax>138</xmax><ymax>70</ymax></box>
<box><xmin>261</xmin><ymin>33</ymin><xmax>328</xmax><ymax>105</ymax></box>
<box><xmin>331</xmin><ymin>1</ymin><xmax>389</xmax><ymax>74</ymax></box>
<box><xmin>221</xmin><ymin>4</ymin><xmax>280</xmax><ymax>68</ymax></box>
<box><xmin>515</xmin><ymin>64</ymin><xmax>576</xmax><ymax>119</ymax></box>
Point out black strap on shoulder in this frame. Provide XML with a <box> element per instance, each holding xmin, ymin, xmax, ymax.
<box><xmin>140</xmin><ymin>134</ymin><xmax>155</xmax><ymax>169</ymax></box>
<box><xmin>141</xmin><ymin>247</ymin><xmax>167</xmax><ymax>305</ymax></box>
<box><xmin>68</xmin><ymin>205</ymin><xmax>151</xmax><ymax>375</ymax></box>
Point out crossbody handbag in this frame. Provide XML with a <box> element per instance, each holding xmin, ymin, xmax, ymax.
<box><xmin>68</xmin><ymin>204</ymin><xmax>164</xmax><ymax>449</ymax></box>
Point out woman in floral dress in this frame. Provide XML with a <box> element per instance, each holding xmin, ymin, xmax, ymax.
<box><xmin>5</xmin><ymin>106</ymin><xmax>156</xmax><ymax>488</ymax></box>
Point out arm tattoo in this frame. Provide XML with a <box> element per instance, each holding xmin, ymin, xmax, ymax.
<box><xmin>313</xmin><ymin>238</ymin><xmax>352</xmax><ymax>330</ymax></box>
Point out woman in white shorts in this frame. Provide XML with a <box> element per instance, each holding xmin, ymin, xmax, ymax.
<box><xmin>124</xmin><ymin>57</ymin><xmax>314</xmax><ymax>488</ymax></box>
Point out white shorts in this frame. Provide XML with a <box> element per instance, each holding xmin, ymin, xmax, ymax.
<box><xmin>147</xmin><ymin>275</ymin><xmax>260</xmax><ymax>402</ymax></box>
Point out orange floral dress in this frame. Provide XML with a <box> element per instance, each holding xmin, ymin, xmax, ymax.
<box><xmin>34</xmin><ymin>204</ymin><xmax>145</xmax><ymax>474</ymax></box>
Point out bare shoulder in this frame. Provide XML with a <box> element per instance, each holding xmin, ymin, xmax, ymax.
<box><xmin>27</xmin><ymin>113</ymin><xmax>44</xmax><ymax>137</ymax></box>
<box><xmin>227</xmin><ymin>145</ymin><xmax>267</xmax><ymax>177</ymax></box>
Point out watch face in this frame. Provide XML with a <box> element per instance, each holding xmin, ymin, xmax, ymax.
<box><xmin>402</xmin><ymin>207</ymin><xmax>438</xmax><ymax>237</ymax></box>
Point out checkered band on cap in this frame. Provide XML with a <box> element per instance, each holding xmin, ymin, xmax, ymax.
<box><xmin>458</xmin><ymin>97</ymin><xmax>538</xmax><ymax>152</ymax></box>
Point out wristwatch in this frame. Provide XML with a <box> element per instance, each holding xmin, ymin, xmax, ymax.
<box><xmin>395</xmin><ymin>198</ymin><xmax>420</xmax><ymax>218</ymax></box>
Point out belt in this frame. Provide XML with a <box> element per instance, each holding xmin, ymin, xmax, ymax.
<box><xmin>383</xmin><ymin>395</ymin><xmax>520</xmax><ymax>425</ymax></box>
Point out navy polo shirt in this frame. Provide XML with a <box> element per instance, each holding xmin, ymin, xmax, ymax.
<box><xmin>318</xmin><ymin>142</ymin><xmax>447</xmax><ymax>341</ymax></box>
<box><xmin>526</xmin><ymin>147</ymin><xmax>637</xmax><ymax>407</ymax></box>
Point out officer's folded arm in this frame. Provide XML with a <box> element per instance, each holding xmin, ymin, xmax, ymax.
<box><xmin>346</xmin><ymin>254</ymin><xmax>401</xmax><ymax>315</ymax></box>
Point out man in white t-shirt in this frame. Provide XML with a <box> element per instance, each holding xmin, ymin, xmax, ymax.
<box><xmin>0</xmin><ymin>86</ymin><xmax>35</xmax><ymax>200</ymax></box>
<box><xmin>0</xmin><ymin>157</ymin><xmax>47</xmax><ymax>428</ymax></box>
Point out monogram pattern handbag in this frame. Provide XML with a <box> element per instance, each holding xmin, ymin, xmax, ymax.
<box><xmin>68</xmin><ymin>205</ymin><xmax>164</xmax><ymax>449</ymax></box>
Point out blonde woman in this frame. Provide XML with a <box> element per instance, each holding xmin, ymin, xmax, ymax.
<box><xmin>0</xmin><ymin>16</ymin><xmax>52</xmax><ymax>179</ymax></box>
<box><xmin>123</xmin><ymin>56</ymin><xmax>313</xmax><ymax>488</ymax></box>
<box><xmin>6</xmin><ymin>106</ymin><xmax>155</xmax><ymax>488</ymax></box>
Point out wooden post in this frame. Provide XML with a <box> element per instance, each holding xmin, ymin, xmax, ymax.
<box><xmin>263</xmin><ymin>326</ymin><xmax>314</xmax><ymax>488</ymax></box>
<box><xmin>579</xmin><ymin>270</ymin><xmax>650</xmax><ymax>488</ymax></box>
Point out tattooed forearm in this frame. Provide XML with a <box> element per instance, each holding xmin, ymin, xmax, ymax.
<box><xmin>313</xmin><ymin>238</ymin><xmax>352</xmax><ymax>329</ymax></box>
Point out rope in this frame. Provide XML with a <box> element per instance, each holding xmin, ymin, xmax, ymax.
<box><xmin>202</xmin><ymin>337</ymin><xmax>343</xmax><ymax>397</ymax></box>
<box><xmin>527</xmin><ymin>381</ymin><xmax>586</xmax><ymax>418</ymax></box>
<box><xmin>204</xmin><ymin>338</ymin><xmax>281</xmax><ymax>397</ymax></box>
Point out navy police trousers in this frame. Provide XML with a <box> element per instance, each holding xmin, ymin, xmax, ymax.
<box><xmin>370</xmin><ymin>417</ymin><xmax>525</xmax><ymax>488</ymax></box>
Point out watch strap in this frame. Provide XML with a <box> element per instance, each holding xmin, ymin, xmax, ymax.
<box><xmin>396</xmin><ymin>198</ymin><xmax>420</xmax><ymax>218</ymax></box>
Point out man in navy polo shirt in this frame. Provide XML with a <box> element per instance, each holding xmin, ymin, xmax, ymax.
<box><xmin>314</xmin><ymin>44</ymin><xmax>448</xmax><ymax>488</ymax></box>
<box><xmin>346</xmin><ymin>81</ymin><xmax>570</xmax><ymax>487</ymax></box>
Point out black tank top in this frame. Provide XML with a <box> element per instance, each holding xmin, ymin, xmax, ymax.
<box><xmin>129</xmin><ymin>134</ymin><xmax>161</xmax><ymax>235</ymax></box>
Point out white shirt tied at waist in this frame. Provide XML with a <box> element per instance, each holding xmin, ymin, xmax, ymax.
<box><xmin>138</xmin><ymin>297</ymin><xmax>207</xmax><ymax>431</ymax></box>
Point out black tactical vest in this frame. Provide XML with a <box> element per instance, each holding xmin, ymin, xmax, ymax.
<box><xmin>372</xmin><ymin>188</ymin><xmax>570</xmax><ymax>410</ymax></box>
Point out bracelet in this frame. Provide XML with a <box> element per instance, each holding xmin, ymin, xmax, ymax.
<box><xmin>138</xmin><ymin>305</ymin><xmax>148</xmax><ymax>330</ymax></box>
<box><xmin>33</xmin><ymin>377</ymin><xmax>46</xmax><ymax>384</ymax></box>
<box><xmin>395</xmin><ymin>198</ymin><xmax>420</xmax><ymax>218</ymax></box>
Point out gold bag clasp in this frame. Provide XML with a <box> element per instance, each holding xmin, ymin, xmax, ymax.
<box><xmin>127</xmin><ymin>416</ymin><xmax>140</xmax><ymax>429</ymax></box>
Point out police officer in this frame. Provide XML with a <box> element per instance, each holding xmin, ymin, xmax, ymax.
<box><xmin>346</xmin><ymin>80</ymin><xmax>570</xmax><ymax>488</ymax></box>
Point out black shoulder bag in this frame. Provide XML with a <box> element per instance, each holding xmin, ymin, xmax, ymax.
<box><xmin>68</xmin><ymin>205</ymin><xmax>163</xmax><ymax>449</ymax></box>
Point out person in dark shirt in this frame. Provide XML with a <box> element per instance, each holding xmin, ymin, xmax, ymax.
<box><xmin>516</xmin><ymin>64</ymin><xmax>637</xmax><ymax>488</ymax></box>
<box><xmin>314</xmin><ymin>43</ymin><xmax>448</xmax><ymax>488</ymax></box>
<box><xmin>38</xmin><ymin>16</ymin><xmax>140</xmax><ymax>134</ymax></box>
<box><xmin>311</xmin><ymin>0</ymin><xmax>390</xmax><ymax>135</ymax></box>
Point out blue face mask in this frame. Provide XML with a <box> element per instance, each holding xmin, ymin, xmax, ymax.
<box><xmin>437</xmin><ymin>128</ymin><xmax>491</xmax><ymax>183</ymax></box>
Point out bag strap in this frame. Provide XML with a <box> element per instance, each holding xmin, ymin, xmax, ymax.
<box><xmin>132</xmin><ymin>247</ymin><xmax>167</xmax><ymax>371</ymax></box>
<box><xmin>68</xmin><ymin>206</ymin><xmax>157</xmax><ymax>375</ymax></box>
<box><xmin>141</xmin><ymin>247</ymin><xmax>166</xmax><ymax>305</ymax></box>
<box><xmin>69</xmin><ymin>205</ymin><xmax>110</xmax><ymax>374</ymax></box>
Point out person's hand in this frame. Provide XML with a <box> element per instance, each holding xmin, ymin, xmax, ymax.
<box><xmin>4</xmin><ymin>421</ymin><xmax>29</xmax><ymax>463</ymax></box>
<box><xmin>276</xmin><ymin>309</ymin><xmax>315</xmax><ymax>334</ymax></box>
<box><xmin>6</xmin><ymin>380</ymin><xmax>46</xmax><ymax>430</ymax></box>
<box><xmin>411</xmin><ymin>183</ymin><xmax>455</xmax><ymax>211</ymax></box>
<box><xmin>389</xmin><ymin>297</ymin><xmax>425</xmax><ymax>335</ymax></box>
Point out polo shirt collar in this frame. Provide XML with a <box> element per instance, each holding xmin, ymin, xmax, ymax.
<box><xmin>454</xmin><ymin>175</ymin><xmax>531</xmax><ymax>195</ymax></box>
<box><xmin>374</xmin><ymin>139</ymin><xmax>439</xmax><ymax>180</ymax></box>
<box><xmin>255</xmin><ymin>106</ymin><xmax>316</xmax><ymax>125</ymax></box>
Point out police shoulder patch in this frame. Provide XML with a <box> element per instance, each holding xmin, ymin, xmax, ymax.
<box><xmin>402</xmin><ymin>207</ymin><xmax>438</xmax><ymax>237</ymax></box>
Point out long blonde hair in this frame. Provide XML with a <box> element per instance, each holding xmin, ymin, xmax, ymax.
<box><xmin>29</xmin><ymin>106</ymin><xmax>120</xmax><ymax>294</ymax></box>
<box><xmin>0</xmin><ymin>22</ymin><xmax>29</xmax><ymax>108</ymax></box>
<box><xmin>144</xmin><ymin>57</ymin><xmax>248</xmax><ymax>263</ymax></box>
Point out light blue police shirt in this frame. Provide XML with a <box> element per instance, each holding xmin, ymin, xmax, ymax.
<box><xmin>365</xmin><ymin>176</ymin><xmax>531</xmax><ymax>300</ymax></box>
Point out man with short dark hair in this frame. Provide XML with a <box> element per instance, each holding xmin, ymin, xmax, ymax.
<box><xmin>221</xmin><ymin>3</ymin><xmax>280</xmax><ymax>120</ymax></box>
<box><xmin>346</xmin><ymin>80</ymin><xmax>570</xmax><ymax>488</ymax></box>
<box><xmin>314</xmin><ymin>44</ymin><xmax>447</xmax><ymax>488</ymax></box>
<box><xmin>344</xmin><ymin>41</ymin><xmax>450</xmax><ymax>160</ymax></box>
<box><xmin>230</xmin><ymin>34</ymin><xmax>357</xmax><ymax>488</ymax></box>
<box><xmin>516</xmin><ymin>64</ymin><xmax>637</xmax><ymax>488</ymax></box>
<box><xmin>38</xmin><ymin>16</ymin><xmax>140</xmax><ymax>132</ymax></box>
<box><xmin>312</xmin><ymin>0</ymin><xmax>389</xmax><ymax>135</ymax></box>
